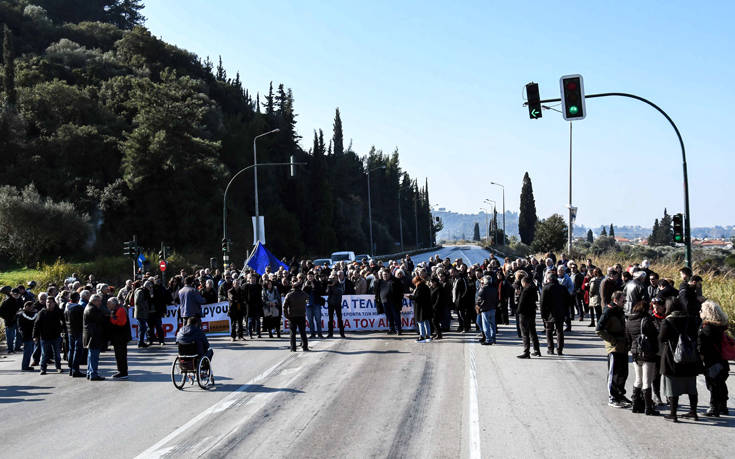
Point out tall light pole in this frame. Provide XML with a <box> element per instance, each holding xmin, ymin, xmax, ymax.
<box><xmin>367</xmin><ymin>165</ymin><xmax>386</xmax><ymax>257</ymax></box>
<box><xmin>489</xmin><ymin>181</ymin><xmax>505</xmax><ymax>244</ymax></box>
<box><xmin>253</xmin><ymin>128</ymin><xmax>280</xmax><ymax>245</ymax></box>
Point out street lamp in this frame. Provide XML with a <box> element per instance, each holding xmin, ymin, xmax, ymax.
<box><xmin>367</xmin><ymin>165</ymin><xmax>386</xmax><ymax>257</ymax></box>
<box><xmin>489</xmin><ymin>181</ymin><xmax>505</xmax><ymax>243</ymax></box>
<box><xmin>253</xmin><ymin>128</ymin><xmax>280</xmax><ymax>245</ymax></box>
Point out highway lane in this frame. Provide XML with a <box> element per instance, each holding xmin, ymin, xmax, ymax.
<box><xmin>1</xmin><ymin>244</ymin><xmax>734</xmax><ymax>458</ymax></box>
<box><xmin>410</xmin><ymin>244</ymin><xmax>502</xmax><ymax>266</ymax></box>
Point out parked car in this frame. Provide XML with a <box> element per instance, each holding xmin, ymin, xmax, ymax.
<box><xmin>313</xmin><ymin>258</ymin><xmax>333</xmax><ymax>268</ymax></box>
<box><xmin>330</xmin><ymin>251</ymin><xmax>356</xmax><ymax>263</ymax></box>
<box><xmin>356</xmin><ymin>254</ymin><xmax>371</xmax><ymax>263</ymax></box>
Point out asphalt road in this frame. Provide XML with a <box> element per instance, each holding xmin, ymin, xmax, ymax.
<box><xmin>1</xmin><ymin>245</ymin><xmax>733</xmax><ymax>458</ymax></box>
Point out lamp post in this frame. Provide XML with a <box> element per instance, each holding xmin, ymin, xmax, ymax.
<box><xmin>223</xmin><ymin>157</ymin><xmax>305</xmax><ymax>269</ymax></box>
<box><xmin>367</xmin><ymin>165</ymin><xmax>386</xmax><ymax>257</ymax></box>
<box><xmin>253</xmin><ymin>128</ymin><xmax>280</xmax><ymax>245</ymax></box>
<box><xmin>489</xmin><ymin>181</ymin><xmax>505</xmax><ymax>244</ymax></box>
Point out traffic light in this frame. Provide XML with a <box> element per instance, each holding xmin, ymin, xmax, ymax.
<box><xmin>673</xmin><ymin>213</ymin><xmax>684</xmax><ymax>243</ymax></box>
<box><xmin>526</xmin><ymin>82</ymin><xmax>542</xmax><ymax>119</ymax></box>
<box><xmin>123</xmin><ymin>240</ymin><xmax>138</xmax><ymax>257</ymax></box>
<box><xmin>559</xmin><ymin>74</ymin><xmax>586</xmax><ymax>121</ymax></box>
<box><xmin>221</xmin><ymin>238</ymin><xmax>230</xmax><ymax>253</ymax></box>
<box><xmin>123</xmin><ymin>241</ymin><xmax>132</xmax><ymax>257</ymax></box>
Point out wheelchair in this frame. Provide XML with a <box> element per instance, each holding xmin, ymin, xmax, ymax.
<box><xmin>171</xmin><ymin>342</ymin><xmax>215</xmax><ymax>390</ymax></box>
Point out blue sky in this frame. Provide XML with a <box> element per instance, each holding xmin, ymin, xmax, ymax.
<box><xmin>143</xmin><ymin>0</ymin><xmax>734</xmax><ymax>228</ymax></box>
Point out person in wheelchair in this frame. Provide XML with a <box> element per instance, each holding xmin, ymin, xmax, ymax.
<box><xmin>175</xmin><ymin>316</ymin><xmax>213</xmax><ymax>361</ymax></box>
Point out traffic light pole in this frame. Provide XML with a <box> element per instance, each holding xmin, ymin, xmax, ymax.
<box><xmin>532</xmin><ymin>92</ymin><xmax>692</xmax><ymax>269</ymax></box>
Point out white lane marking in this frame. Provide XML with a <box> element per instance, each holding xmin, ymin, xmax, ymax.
<box><xmin>134</xmin><ymin>355</ymin><xmax>292</xmax><ymax>459</ymax></box>
<box><xmin>457</xmin><ymin>249</ymin><xmax>473</xmax><ymax>266</ymax></box>
<box><xmin>468</xmin><ymin>342</ymin><xmax>481</xmax><ymax>459</ymax></box>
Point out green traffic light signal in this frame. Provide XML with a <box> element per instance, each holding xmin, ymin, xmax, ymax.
<box><xmin>569</xmin><ymin>106</ymin><xmax>579</xmax><ymax>115</ymax></box>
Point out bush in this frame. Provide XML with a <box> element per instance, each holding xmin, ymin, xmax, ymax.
<box><xmin>0</xmin><ymin>185</ymin><xmax>91</xmax><ymax>265</ymax></box>
<box><xmin>531</xmin><ymin>214</ymin><xmax>567</xmax><ymax>253</ymax></box>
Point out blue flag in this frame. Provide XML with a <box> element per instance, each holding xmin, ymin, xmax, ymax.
<box><xmin>245</xmin><ymin>242</ymin><xmax>289</xmax><ymax>275</ymax></box>
<box><xmin>137</xmin><ymin>253</ymin><xmax>146</xmax><ymax>268</ymax></box>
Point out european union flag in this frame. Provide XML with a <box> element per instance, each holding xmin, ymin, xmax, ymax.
<box><xmin>245</xmin><ymin>242</ymin><xmax>289</xmax><ymax>275</ymax></box>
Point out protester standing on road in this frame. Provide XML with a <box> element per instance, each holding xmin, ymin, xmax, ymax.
<box><xmin>540</xmin><ymin>272</ymin><xmax>568</xmax><ymax>355</ymax></box>
<box><xmin>375</xmin><ymin>269</ymin><xmax>403</xmax><ymax>335</ymax></box>
<box><xmin>475</xmin><ymin>275</ymin><xmax>498</xmax><ymax>346</ymax></box>
<box><xmin>326</xmin><ymin>273</ymin><xmax>345</xmax><ymax>338</ymax></box>
<box><xmin>83</xmin><ymin>294</ymin><xmax>107</xmax><ymax>381</ymax></box>
<box><xmin>17</xmin><ymin>301</ymin><xmax>38</xmax><ymax>371</ymax></box>
<box><xmin>133</xmin><ymin>281</ymin><xmax>151</xmax><ymax>348</ymax></box>
<box><xmin>1</xmin><ymin>287</ymin><xmax>23</xmax><ymax>353</ymax></box>
<box><xmin>429</xmin><ymin>276</ymin><xmax>446</xmax><ymax>340</ymax></box>
<box><xmin>228</xmin><ymin>278</ymin><xmax>245</xmax><ymax>341</ymax></box>
<box><xmin>625</xmin><ymin>300</ymin><xmax>660</xmax><ymax>415</ymax></box>
<box><xmin>658</xmin><ymin>297</ymin><xmax>702</xmax><ymax>422</ymax></box>
<box><xmin>179</xmin><ymin>276</ymin><xmax>206</xmax><ymax>320</ymax></box>
<box><xmin>597</xmin><ymin>291</ymin><xmax>630</xmax><ymax>408</ymax></box>
<box><xmin>34</xmin><ymin>296</ymin><xmax>65</xmax><ymax>375</ymax></box>
<box><xmin>284</xmin><ymin>275</ymin><xmax>309</xmax><ymax>352</ymax></box>
<box><xmin>64</xmin><ymin>292</ymin><xmax>85</xmax><ymax>377</ymax></box>
<box><xmin>108</xmin><ymin>297</ymin><xmax>131</xmax><ymax>379</ymax></box>
<box><xmin>516</xmin><ymin>275</ymin><xmax>541</xmax><ymax>358</ymax></box>
<box><xmin>411</xmin><ymin>269</ymin><xmax>432</xmax><ymax>343</ymax></box>
<box><xmin>303</xmin><ymin>272</ymin><xmax>325</xmax><ymax>339</ymax></box>
<box><xmin>697</xmin><ymin>300</ymin><xmax>730</xmax><ymax>417</ymax></box>
<box><xmin>587</xmin><ymin>268</ymin><xmax>603</xmax><ymax>327</ymax></box>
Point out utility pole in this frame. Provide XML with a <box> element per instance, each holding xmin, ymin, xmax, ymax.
<box><xmin>568</xmin><ymin>122</ymin><xmax>573</xmax><ymax>256</ymax></box>
<box><xmin>132</xmin><ymin>235</ymin><xmax>138</xmax><ymax>280</ymax></box>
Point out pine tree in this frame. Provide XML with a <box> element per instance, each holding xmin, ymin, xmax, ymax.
<box><xmin>609</xmin><ymin>224</ymin><xmax>615</xmax><ymax>238</ymax></box>
<box><xmin>587</xmin><ymin>229</ymin><xmax>594</xmax><ymax>243</ymax></box>
<box><xmin>3</xmin><ymin>24</ymin><xmax>16</xmax><ymax>108</ymax></box>
<box><xmin>255</xmin><ymin>91</ymin><xmax>260</xmax><ymax>113</ymax></box>
<box><xmin>333</xmin><ymin>107</ymin><xmax>344</xmax><ymax>155</ymax></box>
<box><xmin>518</xmin><ymin>172</ymin><xmax>537</xmax><ymax>244</ymax></box>
<box><xmin>659</xmin><ymin>209</ymin><xmax>673</xmax><ymax>245</ymax></box>
<box><xmin>216</xmin><ymin>56</ymin><xmax>226</xmax><ymax>81</ymax></box>
<box><xmin>649</xmin><ymin>218</ymin><xmax>660</xmax><ymax>245</ymax></box>
<box><xmin>473</xmin><ymin>222</ymin><xmax>481</xmax><ymax>241</ymax></box>
<box><xmin>601</xmin><ymin>226</ymin><xmax>607</xmax><ymax>237</ymax></box>
<box><xmin>264</xmin><ymin>82</ymin><xmax>274</xmax><ymax>116</ymax></box>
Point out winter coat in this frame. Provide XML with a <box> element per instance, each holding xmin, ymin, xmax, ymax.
<box><xmin>540</xmin><ymin>282</ymin><xmax>569</xmax><ymax>321</ymax></box>
<box><xmin>623</xmin><ymin>280</ymin><xmax>647</xmax><ymax>315</ymax></box>
<box><xmin>283</xmin><ymin>288</ymin><xmax>308</xmax><ymax>318</ymax></box>
<box><xmin>83</xmin><ymin>304</ymin><xmax>107</xmax><ymax>350</ymax></box>
<box><xmin>151</xmin><ymin>284</ymin><xmax>170</xmax><ymax>316</ymax></box>
<box><xmin>33</xmin><ymin>307</ymin><xmax>65</xmax><ymax>341</ymax></box>
<box><xmin>600</xmin><ymin>277</ymin><xmax>618</xmax><ymax>308</ymax></box>
<box><xmin>64</xmin><ymin>302</ymin><xmax>84</xmax><ymax>337</ymax></box>
<box><xmin>411</xmin><ymin>281</ymin><xmax>432</xmax><ymax>322</ymax></box>
<box><xmin>516</xmin><ymin>284</ymin><xmax>538</xmax><ymax>317</ymax></box>
<box><xmin>476</xmin><ymin>283</ymin><xmax>499</xmax><ymax>312</ymax></box>
<box><xmin>178</xmin><ymin>285</ymin><xmax>206</xmax><ymax>318</ymax></box>
<box><xmin>698</xmin><ymin>323</ymin><xmax>730</xmax><ymax>372</ymax></box>
<box><xmin>588</xmin><ymin>277</ymin><xmax>603</xmax><ymax>308</ymax></box>
<box><xmin>133</xmin><ymin>288</ymin><xmax>150</xmax><ymax>321</ymax></box>
<box><xmin>0</xmin><ymin>296</ymin><xmax>22</xmax><ymax>323</ymax></box>
<box><xmin>430</xmin><ymin>285</ymin><xmax>448</xmax><ymax>315</ymax></box>
<box><xmin>262</xmin><ymin>286</ymin><xmax>281</xmax><ymax>316</ymax></box>
<box><xmin>244</xmin><ymin>283</ymin><xmax>263</xmax><ymax>318</ymax></box>
<box><xmin>202</xmin><ymin>288</ymin><xmax>218</xmax><ymax>305</ymax></box>
<box><xmin>354</xmin><ymin>277</ymin><xmax>368</xmax><ymax>294</ymax></box>
<box><xmin>326</xmin><ymin>282</ymin><xmax>344</xmax><ymax>308</ymax></box>
<box><xmin>452</xmin><ymin>276</ymin><xmax>468</xmax><ymax>309</ymax></box>
<box><xmin>16</xmin><ymin>309</ymin><xmax>37</xmax><ymax>340</ymax></box>
<box><xmin>109</xmin><ymin>306</ymin><xmax>132</xmax><ymax>344</ymax></box>
<box><xmin>218</xmin><ymin>281</ymin><xmax>233</xmax><ymax>302</ymax></box>
<box><xmin>658</xmin><ymin>311</ymin><xmax>702</xmax><ymax>377</ymax></box>
<box><xmin>625</xmin><ymin>312</ymin><xmax>658</xmax><ymax>362</ymax></box>
<box><xmin>678</xmin><ymin>283</ymin><xmax>701</xmax><ymax>318</ymax></box>
<box><xmin>596</xmin><ymin>305</ymin><xmax>628</xmax><ymax>354</ymax></box>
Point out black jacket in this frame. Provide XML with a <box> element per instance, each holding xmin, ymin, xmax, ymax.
<box><xmin>64</xmin><ymin>303</ymin><xmax>84</xmax><ymax>337</ymax></box>
<box><xmin>517</xmin><ymin>285</ymin><xmax>538</xmax><ymax>317</ymax></box>
<box><xmin>176</xmin><ymin>324</ymin><xmax>210</xmax><ymax>356</ymax></box>
<box><xmin>33</xmin><ymin>307</ymin><xmax>65</xmax><ymax>341</ymax></box>
<box><xmin>476</xmin><ymin>283</ymin><xmax>499</xmax><ymax>312</ymax></box>
<box><xmin>16</xmin><ymin>310</ymin><xmax>38</xmax><ymax>340</ymax></box>
<box><xmin>430</xmin><ymin>285</ymin><xmax>448</xmax><ymax>314</ymax></box>
<box><xmin>678</xmin><ymin>283</ymin><xmax>701</xmax><ymax>318</ymax></box>
<box><xmin>698</xmin><ymin>323</ymin><xmax>730</xmax><ymax>371</ymax></box>
<box><xmin>411</xmin><ymin>281</ymin><xmax>432</xmax><ymax>322</ymax></box>
<box><xmin>625</xmin><ymin>312</ymin><xmax>658</xmax><ymax>362</ymax></box>
<box><xmin>83</xmin><ymin>304</ymin><xmax>107</xmax><ymax>350</ymax></box>
<box><xmin>658</xmin><ymin>311</ymin><xmax>702</xmax><ymax>377</ymax></box>
<box><xmin>540</xmin><ymin>282</ymin><xmax>569</xmax><ymax>320</ymax></box>
<box><xmin>243</xmin><ymin>283</ymin><xmax>263</xmax><ymax>317</ymax></box>
<box><xmin>0</xmin><ymin>296</ymin><xmax>22</xmax><ymax>323</ymax></box>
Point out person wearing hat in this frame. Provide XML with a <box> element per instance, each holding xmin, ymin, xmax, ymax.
<box><xmin>283</xmin><ymin>274</ymin><xmax>309</xmax><ymax>352</ymax></box>
<box><xmin>0</xmin><ymin>287</ymin><xmax>23</xmax><ymax>353</ymax></box>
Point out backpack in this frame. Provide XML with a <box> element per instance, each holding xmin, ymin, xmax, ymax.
<box><xmin>722</xmin><ymin>331</ymin><xmax>735</xmax><ymax>361</ymax></box>
<box><xmin>667</xmin><ymin>318</ymin><xmax>699</xmax><ymax>364</ymax></box>
<box><xmin>637</xmin><ymin>317</ymin><xmax>656</xmax><ymax>356</ymax></box>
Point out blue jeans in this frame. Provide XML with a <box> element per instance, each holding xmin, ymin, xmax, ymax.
<box><xmin>384</xmin><ymin>301</ymin><xmax>402</xmax><ymax>332</ymax></box>
<box><xmin>417</xmin><ymin>320</ymin><xmax>431</xmax><ymax>338</ymax></box>
<box><xmin>306</xmin><ymin>304</ymin><xmax>322</xmax><ymax>335</ymax></box>
<box><xmin>87</xmin><ymin>348</ymin><xmax>101</xmax><ymax>378</ymax></box>
<box><xmin>480</xmin><ymin>310</ymin><xmax>496</xmax><ymax>344</ymax></box>
<box><xmin>69</xmin><ymin>334</ymin><xmax>83</xmax><ymax>373</ymax></box>
<box><xmin>22</xmin><ymin>340</ymin><xmax>36</xmax><ymax>369</ymax></box>
<box><xmin>40</xmin><ymin>337</ymin><xmax>62</xmax><ymax>370</ymax></box>
<box><xmin>137</xmin><ymin>319</ymin><xmax>148</xmax><ymax>346</ymax></box>
<box><xmin>5</xmin><ymin>325</ymin><xmax>16</xmax><ymax>352</ymax></box>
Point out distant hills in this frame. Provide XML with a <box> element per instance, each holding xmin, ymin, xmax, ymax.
<box><xmin>431</xmin><ymin>209</ymin><xmax>735</xmax><ymax>241</ymax></box>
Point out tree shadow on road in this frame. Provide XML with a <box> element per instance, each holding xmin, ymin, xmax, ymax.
<box><xmin>0</xmin><ymin>385</ymin><xmax>52</xmax><ymax>403</ymax></box>
<box><xmin>319</xmin><ymin>349</ymin><xmax>409</xmax><ymax>355</ymax></box>
<box><xmin>206</xmin><ymin>383</ymin><xmax>304</xmax><ymax>394</ymax></box>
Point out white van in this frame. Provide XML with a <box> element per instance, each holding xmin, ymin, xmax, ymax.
<box><xmin>330</xmin><ymin>251</ymin><xmax>356</xmax><ymax>263</ymax></box>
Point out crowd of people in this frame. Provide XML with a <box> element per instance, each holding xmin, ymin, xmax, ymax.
<box><xmin>1</xmin><ymin>251</ymin><xmax>732</xmax><ymax>422</ymax></box>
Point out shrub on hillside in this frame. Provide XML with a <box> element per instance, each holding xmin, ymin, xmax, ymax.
<box><xmin>0</xmin><ymin>185</ymin><xmax>91</xmax><ymax>265</ymax></box>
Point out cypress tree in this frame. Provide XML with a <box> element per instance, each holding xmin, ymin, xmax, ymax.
<box><xmin>649</xmin><ymin>218</ymin><xmax>660</xmax><ymax>245</ymax></box>
<box><xmin>333</xmin><ymin>107</ymin><xmax>344</xmax><ymax>155</ymax></box>
<box><xmin>518</xmin><ymin>172</ymin><xmax>537</xmax><ymax>244</ymax></box>
<box><xmin>255</xmin><ymin>91</ymin><xmax>260</xmax><ymax>113</ymax></box>
<box><xmin>216</xmin><ymin>56</ymin><xmax>226</xmax><ymax>81</ymax></box>
<box><xmin>3</xmin><ymin>24</ymin><xmax>16</xmax><ymax>108</ymax></box>
<box><xmin>601</xmin><ymin>226</ymin><xmax>607</xmax><ymax>237</ymax></box>
<box><xmin>660</xmin><ymin>209</ymin><xmax>673</xmax><ymax>244</ymax></box>
<box><xmin>609</xmin><ymin>224</ymin><xmax>615</xmax><ymax>238</ymax></box>
<box><xmin>264</xmin><ymin>81</ymin><xmax>274</xmax><ymax>116</ymax></box>
<box><xmin>587</xmin><ymin>229</ymin><xmax>594</xmax><ymax>243</ymax></box>
<box><xmin>473</xmin><ymin>222</ymin><xmax>481</xmax><ymax>241</ymax></box>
